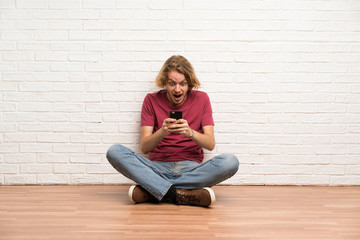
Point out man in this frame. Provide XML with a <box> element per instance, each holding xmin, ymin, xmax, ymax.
<box><xmin>106</xmin><ymin>55</ymin><xmax>239</xmax><ymax>207</ymax></box>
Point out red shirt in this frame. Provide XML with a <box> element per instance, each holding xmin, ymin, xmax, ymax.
<box><xmin>141</xmin><ymin>89</ymin><xmax>214</xmax><ymax>163</ymax></box>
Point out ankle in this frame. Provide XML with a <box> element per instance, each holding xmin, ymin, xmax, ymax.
<box><xmin>161</xmin><ymin>186</ymin><xmax>177</xmax><ymax>203</ymax></box>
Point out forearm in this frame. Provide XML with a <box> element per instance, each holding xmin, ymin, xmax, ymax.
<box><xmin>140</xmin><ymin>128</ymin><xmax>167</xmax><ymax>154</ymax></box>
<box><xmin>190</xmin><ymin>130</ymin><xmax>215</xmax><ymax>151</ymax></box>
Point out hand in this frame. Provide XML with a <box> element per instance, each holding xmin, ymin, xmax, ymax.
<box><xmin>161</xmin><ymin>118</ymin><xmax>177</xmax><ymax>136</ymax></box>
<box><xmin>166</xmin><ymin>119</ymin><xmax>193</xmax><ymax>138</ymax></box>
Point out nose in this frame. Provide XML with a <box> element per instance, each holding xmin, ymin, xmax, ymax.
<box><xmin>175</xmin><ymin>84</ymin><xmax>181</xmax><ymax>92</ymax></box>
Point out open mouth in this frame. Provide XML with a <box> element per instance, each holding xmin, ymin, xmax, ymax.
<box><xmin>174</xmin><ymin>94</ymin><xmax>182</xmax><ymax>99</ymax></box>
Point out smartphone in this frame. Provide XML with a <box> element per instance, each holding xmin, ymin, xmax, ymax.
<box><xmin>170</xmin><ymin>110</ymin><xmax>182</xmax><ymax>120</ymax></box>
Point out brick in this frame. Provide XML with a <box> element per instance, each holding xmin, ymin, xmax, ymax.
<box><xmin>69</xmin><ymin>93</ymin><xmax>102</xmax><ymax>102</ymax></box>
<box><xmin>0</xmin><ymin>0</ymin><xmax>15</xmax><ymax>8</ymax></box>
<box><xmin>53</xmin><ymin>144</ymin><xmax>85</xmax><ymax>153</ymax></box>
<box><xmin>69</xmin><ymin>113</ymin><xmax>102</xmax><ymax>123</ymax></box>
<box><xmin>102</xmin><ymin>92</ymin><xmax>136</xmax><ymax>102</ymax></box>
<box><xmin>265</xmin><ymin>175</ymin><xmax>298</xmax><ymax>185</ymax></box>
<box><xmin>36</xmin><ymin>52</ymin><xmax>68</xmax><ymax>61</ymax></box>
<box><xmin>296</xmin><ymin>175</ymin><xmax>330</xmax><ymax>186</ymax></box>
<box><xmin>4</xmin><ymin>154</ymin><xmax>37</xmax><ymax>163</ymax></box>
<box><xmin>71</xmin><ymin>134</ymin><xmax>101</xmax><ymax>144</ymax></box>
<box><xmin>0</xmin><ymin>104</ymin><xmax>17</xmax><ymax>113</ymax></box>
<box><xmin>3</xmin><ymin>52</ymin><xmax>35</xmax><ymax>61</ymax></box>
<box><xmin>51</xmin><ymin>42</ymin><xmax>82</xmax><ymax>51</ymax></box>
<box><xmin>37</xmin><ymin>93</ymin><xmax>69</xmax><ymax>102</ymax></box>
<box><xmin>16</xmin><ymin>20</ymin><xmax>49</xmax><ymax>30</ymax></box>
<box><xmin>3</xmin><ymin>111</ymin><xmax>37</xmax><ymax>121</ymax></box>
<box><xmin>84</xmin><ymin>20</ymin><xmax>114</xmax><ymax>30</ymax></box>
<box><xmin>37</xmin><ymin>113</ymin><xmax>69</xmax><ymax>122</ymax></box>
<box><xmin>0</xmin><ymin>62</ymin><xmax>17</xmax><ymax>71</ymax></box>
<box><xmin>51</xmin><ymin>62</ymin><xmax>83</xmax><ymax>72</ymax></box>
<box><xmin>0</xmin><ymin>31</ymin><xmax>33</xmax><ymax>40</ymax></box>
<box><xmin>0</xmin><ymin>41</ymin><xmax>16</xmax><ymax>50</ymax></box>
<box><xmin>17</xmin><ymin>62</ymin><xmax>50</xmax><ymax>72</ymax></box>
<box><xmin>54</xmin><ymin>164</ymin><xmax>85</xmax><ymax>174</ymax></box>
<box><xmin>85</xmin><ymin>123</ymin><xmax>119</xmax><ymax>133</ymax></box>
<box><xmin>84</xmin><ymin>63</ymin><xmax>118</xmax><ymax>72</ymax></box>
<box><xmin>86</xmin><ymin>82</ymin><xmax>119</xmax><ymax>92</ymax></box>
<box><xmin>17</xmin><ymin>0</ymin><xmax>48</xmax><ymax>8</ymax></box>
<box><xmin>4</xmin><ymin>133</ymin><xmax>36</xmax><ymax>142</ymax></box>
<box><xmin>85</xmin><ymin>103</ymin><xmax>118</xmax><ymax>113</ymax></box>
<box><xmin>70</xmin><ymin>174</ymin><xmax>103</xmax><ymax>184</ymax></box>
<box><xmin>52</xmin><ymin>123</ymin><xmax>84</xmax><ymax>133</ymax></box>
<box><xmin>52</xmin><ymin>83</ymin><xmax>84</xmax><ymax>92</ymax></box>
<box><xmin>34</xmin><ymin>31</ymin><xmax>68</xmax><ymax>40</ymax></box>
<box><xmin>18</xmin><ymin>102</ymin><xmax>52</xmax><ymax>112</ymax></box>
<box><xmin>86</xmin><ymin>164</ymin><xmax>116</xmax><ymax>174</ymax></box>
<box><xmin>83</xmin><ymin>0</ymin><xmax>115</xmax><ymax>9</ymax></box>
<box><xmin>67</xmin><ymin>10</ymin><xmax>99</xmax><ymax>19</ymax></box>
<box><xmin>84</xmin><ymin>42</ymin><xmax>117</xmax><ymax>51</ymax></box>
<box><xmin>5</xmin><ymin>175</ymin><xmax>37</xmax><ymax>185</ymax></box>
<box><xmin>20</xmin><ymin>164</ymin><xmax>53</xmax><ymax>174</ymax></box>
<box><xmin>102</xmin><ymin>134</ymin><xmax>134</xmax><ymax>144</ymax></box>
<box><xmin>39</xmin><ymin>154</ymin><xmax>69</xmax><ymax>163</ymax></box>
<box><xmin>69</xmin><ymin>52</ymin><xmax>101</xmax><ymax>62</ymax></box>
<box><xmin>49</xmin><ymin>0</ymin><xmax>82</xmax><ymax>9</ymax></box>
<box><xmin>1</xmin><ymin>9</ymin><xmax>33</xmax><ymax>19</ymax></box>
<box><xmin>0</xmin><ymin>164</ymin><xmax>18</xmax><ymax>174</ymax></box>
<box><xmin>100</xmin><ymin>10</ymin><xmax>134</xmax><ymax>20</ymax></box>
<box><xmin>18</xmin><ymin>42</ymin><xmax>51</xmax><ymax>51</ymax></box>
<box><xmin>102</xmin><ymin>53</ymin><xmax>135</xmax><ymax>62</ymax></box>
<box><xmin>37</xmin><ymin>174</ymin><xmax>69</xmax><ymax>184</ymax></box>
<box><xmin>19</xmin><ymin>124</ymin><xmax>52</xmax><ymax>132</ymax></box>
<box><xmin>37</xmin><ymin>133</ymin><xmax>69</xmax><ymax>143</ymax></box>
<box><xmin>20</xmin><ymin>144</ymin><xmax>52</xmax><ymax>153</ymax></box>
<box><xmin>68</xmin><ymin>73</ymin><xmax>100</xmax><ymax>82</ymax></box>
<box><xmin>149</xmin><ymin>0</ymin><xmax>182</xmax><ymax>9</ymax></box>
<box><xmin>330</xmin><ymin>176</ymin><xmax>360</xmax><ymax>186</ymax></box>
<box><xmin>116</xmin><ymin>0</ymin><xmax>147</xmax><ymax>9</ymax></box>
<box><xmin>33</xmin><ymin>10</ymin><xmax>67</xmax><ymax>19</ymax></box>
<box><xmin>70</xmin><ymin>154</ymin><xmax>102</xmax><ymax>164</ymax></box>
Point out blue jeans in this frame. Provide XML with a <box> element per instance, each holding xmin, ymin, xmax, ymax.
<box><xmin>106</xmin><ymin>144</ymin><xmax>239</xmax><ymax>201</ymax></box>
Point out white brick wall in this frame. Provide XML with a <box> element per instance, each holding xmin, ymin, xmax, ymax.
<box><xmin>1</xmin><ymin>0</ymin><xmax>360</xmax><ymax>186</ymax></box>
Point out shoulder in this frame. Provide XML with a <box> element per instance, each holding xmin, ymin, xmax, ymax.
<box><xmin>189</xmin><ymin>90</ymin><xmax>209</xmax><ymax>98</ymax></box>
<box><xmin>144</xmin><ymin>89</ymin><xmax>165</xmax><ymax>102</ymax></box>
<box><xmin>189</xmin><ymin>90</ymin><xmax>211</xmax><ymax>102</ymax></box>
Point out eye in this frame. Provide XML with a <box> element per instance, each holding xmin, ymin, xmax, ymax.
<box><xmin>180</xmin><ymin>81</ymin><xmax>187</xmax><ymax>86</ymax></box>
<box><xmin>168</xmin><ymin>82</ymin><xmax>175</xmax><ymax>86</ymax></box>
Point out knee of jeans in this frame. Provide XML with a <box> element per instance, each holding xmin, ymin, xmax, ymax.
<box><xmin>106</xmin><ymin>144</ymin><xmax>128</xmax><ymax>162</ymax></box>
<box><xmin>222</xmin><ymin>153</ymin><xmax>239</xmax><ymax>172</ymax></box>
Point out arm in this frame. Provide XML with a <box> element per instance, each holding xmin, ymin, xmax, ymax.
<box><xmin>140</xmin><ymin>126</ymin><xmax>166</xmax><ymax>154</ymax></box>
<box><xmin>140</xmin><ymin>118</ymin><xmax>177</xmax><ymax>154</ymax></box>
<box><xmin>191</xmin><ymin>125</ymin><xmax>215</xmax><ymax>151</ymax></box>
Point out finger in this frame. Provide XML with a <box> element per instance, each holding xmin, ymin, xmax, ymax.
<box><xmin>176</xmin><ymin>119</ymin><xmax>187</xmax><ymax>123</ymax></box>
<box><xmin>168</xmin><ymin>118</ymin><xmax>177</xmax><ymax>124</ymax></box>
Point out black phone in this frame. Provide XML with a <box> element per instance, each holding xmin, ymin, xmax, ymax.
<box><xmin>170</xmin><ymin>110</ymin><xmax>182</xmax><ymax>120</ymax></box>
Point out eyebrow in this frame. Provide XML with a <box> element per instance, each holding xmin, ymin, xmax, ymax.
<box><xmin>168</xmin><ymin>78</ymin><xmax>186</xmax><ymax>82</ymax></box>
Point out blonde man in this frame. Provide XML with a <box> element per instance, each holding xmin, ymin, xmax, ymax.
<box><xmin>107</xmin><ymin>55</ymin><xmax>239</xmax><ymax>207</ymax></box>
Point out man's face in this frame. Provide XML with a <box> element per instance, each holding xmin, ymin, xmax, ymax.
<box><xmin>165</xmin><ymin>71</ymin><xmax>189</xmax><ymax>106</ymax></box>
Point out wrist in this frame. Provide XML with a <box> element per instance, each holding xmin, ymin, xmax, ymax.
<box><xmin>187</xmin><ymin>128</ymin><xmax>195</xmax><ymax>139</ymax></box>
<box><xmin>160</xmin><ymin>127</ymin><xmax>170</xmax><ymax>137</ymax></box>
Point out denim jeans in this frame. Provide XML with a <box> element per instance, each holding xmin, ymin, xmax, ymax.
<box><xmin>106</xmin><ymin>144</ymin><xmax>239</xmax><ymax>201</ymax></box>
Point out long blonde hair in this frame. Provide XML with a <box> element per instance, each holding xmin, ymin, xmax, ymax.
<box><xmin>155</xmin><ymin>55</ymin><xmax>201</xmax><ymax>89</ymax></box>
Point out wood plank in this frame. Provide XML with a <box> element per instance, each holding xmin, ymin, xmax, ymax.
<box><xmin>0</xmin><ymin>186</ymin><xmax>359</xmax><ymax>240</ymax></box>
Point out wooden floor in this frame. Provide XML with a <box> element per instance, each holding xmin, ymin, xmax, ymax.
<box><xmin>0</xmin><ymin>186</ymin><xmax>359</xmax><ymax>240</ymax></box>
